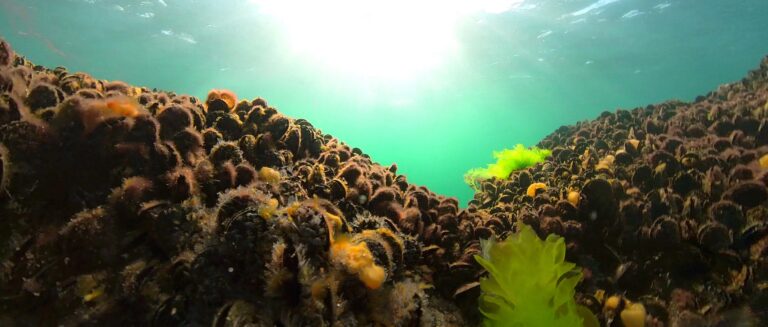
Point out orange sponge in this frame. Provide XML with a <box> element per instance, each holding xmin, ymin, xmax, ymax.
<box><xmin>526</xmin><ymin>182</ymin><xmax>547</xmax><ymax>197</ymax></box>
<box><xmin>206</xmin><ymin>89</ymin><xmax>237</xmax><ymax>110</ymax></box>
<box><xmin>82</xmin><ymin>96</ymin><xmax>146</xmax><ymax>133</ymax></box>
<box><xmin>331</xmin><ymin>236</ymin><xmax>386</xmax><ymax>289</ymax></box>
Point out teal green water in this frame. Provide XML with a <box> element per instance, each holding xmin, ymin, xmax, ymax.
<box><xmin>2</xmin><ymin>0</ymin><xmax>767</xmax><ymax>205</ymax></box>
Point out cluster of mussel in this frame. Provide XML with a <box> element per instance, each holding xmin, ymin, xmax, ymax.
<box><xmin>0</xmin><ymin>39</ymin><xmax>474</xmax><ymax>326</ymax></box>
<box><xmin>468</xmin><ymin>56</ymin><xmax>768</xmax><ymax>325</ymax></box>
<box><xmin>4</xmin><ymin>34</ymin><xmax>768</xmax><ymax>326</ymax></box>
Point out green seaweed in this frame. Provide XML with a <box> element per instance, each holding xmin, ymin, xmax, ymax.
<box><xmin>474</xmin><ymin>225</ymin><xmax>599</xmax><ymax>327</ymax></box>
<box><xmin>464</xmin><ymin>144</ymin><xmax>551</xmax><ymax>191</ymax></box>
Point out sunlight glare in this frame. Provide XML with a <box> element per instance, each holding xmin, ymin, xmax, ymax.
<box><xmin>250</xmin><ymin>0</ymin><xmax>524</xmax><ymax>79</ymax></box>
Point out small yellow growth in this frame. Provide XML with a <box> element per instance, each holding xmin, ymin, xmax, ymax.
<box><xmin>628</xmin><ymin>139</ymin><xmax>640</xmax><ymax>149</ymax></box>
<box><xmin>308</xmin><ymin>197</ymin><xmax>346</xmax><ymax>241</ymax></box>
<box><xmin>77</xmin><ymin>274</ymin><xmax>105</xmax><ymax>303</ymax></box>
<box><xmin>620</xmin><ymin>302</ymin><xmax>646</xmax><ymax>327</ymax></box>
<box><xmin>596</xmin><ymin>154</ymin><xmax>615</xmax><ymax>171</ymax></box>
<box><xmin>259</xmin><ymin>167</ymin><xmax>281</xmax><ymax>185</ymax></box>
<box><xmin>360</xmin><ymin>265</ymin><xmax>386</xmax><ymax>289</ymax></box>
<box><xmin>594</xmin><ymin>289</ymin><xmax>606</xmax><ymax>303</ymax></box>
<box><xmin>82</xmin><ymin>96</ymin><xmax>146</xmax><ymax>133</ymax></box>
<box><xmin>526</xmin><ymin>182</ymin><xmax>547</xmax><ymax>197</ymax></box>
<box><xmin>324</xmin><ymin>211</ymin><xmax>344</xmax><ymax>241</ymax></box>
<box><xmin>258</xmin><ymin>198</ymin><xmax>279</xmax><ymax>219</ymax></box>
<box><xmin>83</xmin><ymin>287</ymin><xmax>104</xmax><ymax>302</ymax></box>
<box><xmin>567</xmin><ymin>191</ymin><xmax>580</xmax><ymax>207</ymax></box>
<box><xmin>604</xmin><ymin>295</ymin><xmax>621</xmax><ymax>311</ymax></box>
<box><xmin>285</xmin><ymin>201</ymin><xmax>301</xmax><ymax>217</ymax></box>
<box><xmin>604</xmin><ymin>295</ymin><xmax>646</xmax><ymax>327</ymax></box>
<box><xmin>104</xmin><ymin>97</ymin><xmax>143</xmax><ymax>118</ymax></box>
<box><xmin>331</xmin><ymin>236</ymin><xmax>386</xmax><ymax>289</ymax></box>
<box><xmin>129</xmin><ymin>87</ymin><xmax>143</xmax><ymax>97</ymax></box>
<box><xmin>760</xmin><ymin>154</ymin><xmax>768</xmax><ymax>169</ymax></box>
<box><xmin>310</xmin><ymin>278</ymin><xmax>328</xmax><ymax>301</ymax></box>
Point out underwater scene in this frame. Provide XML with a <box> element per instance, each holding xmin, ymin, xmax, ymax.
<box><xmin>1</xmin><ymin>0</ymin><xmax>768</xmax><ymax>326</ymax></box>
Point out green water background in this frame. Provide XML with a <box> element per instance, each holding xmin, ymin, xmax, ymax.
<box><xmin>1</xmin><ymin>0</ymin><xmax>767</xmax><ymax>205</ymax></box>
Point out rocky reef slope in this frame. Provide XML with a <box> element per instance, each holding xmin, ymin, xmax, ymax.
<box><xmin>470</xmin><ymin>56</ymin><xmax>768</xmax><ymax>325</ymax></box>
<box><xmin>1</xmin><ymin>36</ymin><xmax>767</xmax><ymax>326</ymax></box>
<box><xmin>0</xmin><ymin>39</ymin><xmax>469</xmax><ymax>326</ymax></box>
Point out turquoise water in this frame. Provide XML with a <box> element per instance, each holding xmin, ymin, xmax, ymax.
<box><xmin>1</xmin><ymin>0</ymin><xmax>767</xmax><ymax>204</ymax></box>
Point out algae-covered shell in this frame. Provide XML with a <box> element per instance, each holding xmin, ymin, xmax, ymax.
<box><xmin>671</xmin><ymin>170</ymin><xmax>700</xmax><ymax>196</ymax></box>
<box><xmin>708</xmin><ymin>200</ymin><xmax>745</xmax><ymax>231</ymax></box>
<box><xmin>151</xmin><ymin>295</ymin><xmax>188</xmax><ymax>326</ymax></box>
<box><xmin>172</xmin><ymin>127</ymin><xmax>205</xmax><ymax>164</ymax></box>
<box><xmin>631</xmin><ymin>165</ymin><xmax>653</xmax><ymax>192</ymax></box>
<box><xmin>213</xmin><ymin>113</ymin><xmax>243</xmax><ymax>141</ymax></box>
<box><xmin>235</xmin><ymin>163</ymin><xmax>257</xmax><ymax>186</ymax></box>
<box><xmin>710</xmin><ymin>120</ymin><xmax>735</xmax><ymax>137</ymax></box>
<box><xmin>723</xmin><ymin>181</ymin><xmax>768</xmax><ymax>209</ymax></box>
<box><xmin>0</xmin><ymin>143</ymin><xmax>9</xmax><ymax>195</ymax></box>
<box><xmin>555</xmin><ymin>200</ymin><xmax>578</xmax><ymax>221</ymax></box>
<box><xmin>157</xmin><ymin>104</ymin><xmax>193</xmax><ymax>140</ymax></box>
<box><xmin>0</xmin><ymin>39</ymin><xmax>13</xmax><ymax>66</ymax></box>
<box><xmin>139</xmin><ymin>201</ymin><xmax>195</xmax><ymax>256</ymax></box>
<box><xmin>351</xmin><ymin>228</ymin><xmax>405</xmax><ymax>276</ymax></box>
<box><xmin>206</xmin><ymin>98</ymin><xmax>230</xmax><ymax>113</ymax></box>
<box><xmin>210</xmin><ymin>141</ymin><xmax>244</xmax><ymax>166</ymax></box>
<box><xmin>649</xmin><ymin>215</ymin><xmax>681</xmax><ymax>248</ymax></box>
<box><xmin>728</xmin><ymin>165</ymin><xmax>754</xmax><ymax>183</ymax></box>
<box><xmin>579</xmin><ymin>178</ymin><xmax>617</xmax><ymax>229</ymax></box>
<box><xmin>202</xmin><ymin>128</ymin><xmax>224</xmax><ymax>152</ymax></box>
<box><xmin>697</xmin><ymin>222</ymin><xmax>732</xmax><ymax>252</ymax></box>
<box><xmin>212</xmin><ymin>300</ymin><xmax>260</xmax><ymax>327</ymax></box>
<box><xmin>25</xmin><ymin>82</ymin><xmax>62</xmax><ymax>112</ymax></box>
<box><xmin>217</xmin><ymin>206</ymin><xmax>273</xmax><ymax>260</ymax></box>
<box><xmin>279</xmin><ymin>123</ymin><xmax>302</xmax><ymax>155</ymax></box>
<box><xmin>265</xmin><ymin>114</ymin><xmax>290</xmax><ymax>140</ymax></box>
<box><xmin>328</xmin><ymin>178</ymin><xmax>348</xmax><ymax>200</ymax></box>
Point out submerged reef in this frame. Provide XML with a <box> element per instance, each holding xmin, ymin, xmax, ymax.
<box><xmin>469</xmin><ymin>57</ymin><xmax>768</xmax><ymax>325</ymax></box>
<box><xmin>1</xmin><ymin>36</ymin><xmax>768</xmax><ymax>326</ymax></box>
<box><xmin>0</xmin><ymin>38</ymin><xmax>465</xmax><ymax>326</ymax></box>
